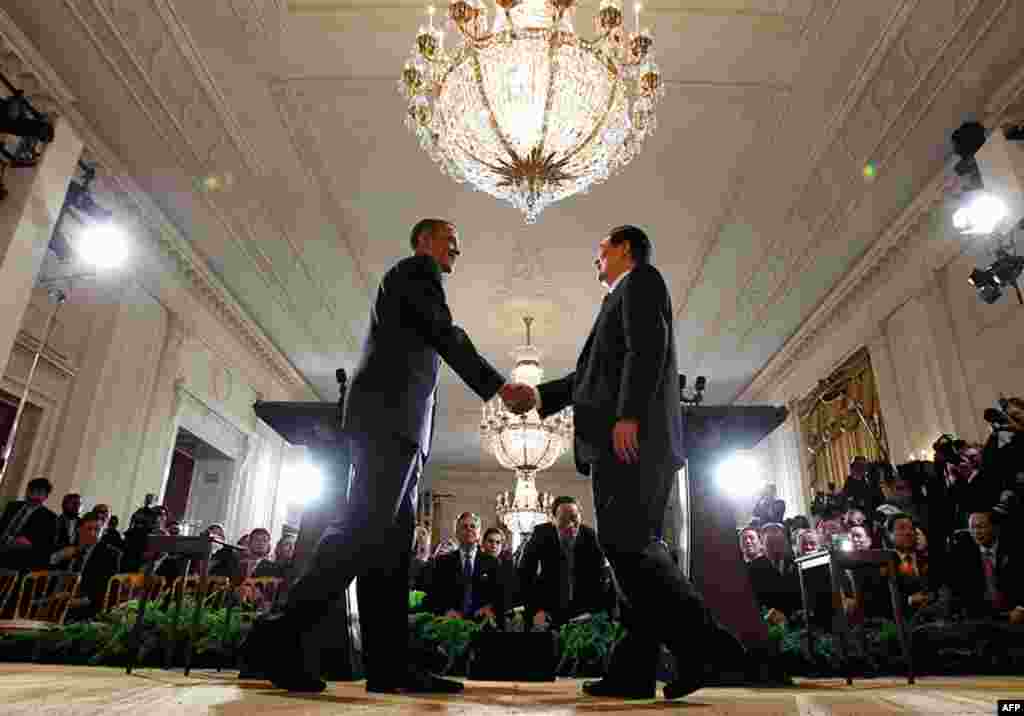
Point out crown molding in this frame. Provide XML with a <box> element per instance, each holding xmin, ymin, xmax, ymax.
<box><xmin>1</xmin><ymin>8</ymin><xmax>316</xmax><ymax>399</ymax></box>
<box><xmin>737</xmin><ymin>45</ymin><xmax>1024</xmax><ymax>405</ymax></box>
<box><xmin>0</xmin><ymin>8</ymin><xmax>76</xmax><ymax>110</ymax></box>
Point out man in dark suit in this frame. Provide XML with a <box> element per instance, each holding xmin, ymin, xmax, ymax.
<box><xmin>518</xmin><ymin>495</ymin><xmax>612</xmax><ymax>629</ymax></box>
<box><xmin>526</xmin><ymin>226</ymin><xmax>745</xmax><ymax>701</ymax></box>
<box><xmin>0</xmin><ymin>477</ymin><xmax>59</xmax><ymax>570</ymax></box>
<box><xmin>244</xmin><ymin>218</ymin><xmax>531</xmax><ymax>693</ymax></box>
<box><xmin>53</xmin><ymin>493</ymin><xmax>81</xmax><ymax>551</ymax></box>
<box><xmin>947</xmin><ymin>511</ymin><xmax>1024</xmax><ymax>623</ymax></box>
<box><xmin>426</xmin><ymin>512</ymin><xmax>503</xmax><ymax>621</ymax></box>
<box><xmin>50</xmin><ymin>511</ymin><xmax>122</xmax><ymax>622</ymax></box>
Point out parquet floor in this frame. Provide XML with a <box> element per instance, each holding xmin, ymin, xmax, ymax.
<box><xmin>0</xmin><ymin>665</ymin><xmax>1020</xmax><ymax>715</ymax></box>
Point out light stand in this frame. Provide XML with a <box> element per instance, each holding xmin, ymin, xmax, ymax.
<box><xmin>0</xmin><ymin>283</ymin><xmax>67</xmax><ymax>488</ymax></box>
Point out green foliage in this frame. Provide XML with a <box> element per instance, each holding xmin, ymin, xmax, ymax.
<box><xmin>409</xmin><ymin>613</ymin><xmax>482</xmax><ymax>674</ymax></box>
<box><xmin>556</xmin><ymin>613</ymin><xmax>625</xmax><ymax>677</ymax></box>
<box><xmin>408</xmin><ymin>590</ymin><xmax>426</xmax><ymax>611</ymax></box>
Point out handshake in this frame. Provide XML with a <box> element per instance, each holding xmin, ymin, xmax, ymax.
<box><xmin>498</xmin><ymin>382</ymin><xmax>538</xmax><ymax>415</ymax></box>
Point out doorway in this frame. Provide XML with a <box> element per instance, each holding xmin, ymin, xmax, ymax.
<box><xmin>164</xmin><ymin>428</ymin><xmax>234</xmax><ymax>534</ymax></box>
<box><xmin>0</xmin><ymin>389</ymin><xmax>43</xmax><ymax>503</ymax></box>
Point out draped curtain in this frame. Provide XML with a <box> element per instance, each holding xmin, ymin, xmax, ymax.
<box><xmin>798</xmin><ymin>348</ymin><xmax>888</xmax><ymax>493</ymax></box>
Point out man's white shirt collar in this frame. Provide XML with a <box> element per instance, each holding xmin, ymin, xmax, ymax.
<box><xmin>607</xmin><ymin>269</ymin><xmax>632</xmax><ymax>294</ymax></box>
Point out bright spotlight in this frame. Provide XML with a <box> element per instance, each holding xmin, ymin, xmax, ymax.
<box><xmin>714</xmin><ymin>452</ymin><xmax>763</xmax><ymax>499</ymax></box>
<box><xmin>952</xmin><ymin>193</ymin><xmax>1009</xmax><ymax>235</ymax></box>
<box><xmin>286</xmin><ymin>458</ymin><xmax>324</xmax><ymax>506</ymax></box>
<box><xmin>76</xmin><ymin>222</ymin><xmax>130</xmax><ymax>269</ymax></box>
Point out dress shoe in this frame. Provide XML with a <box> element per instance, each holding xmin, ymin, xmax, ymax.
<box><xmin>582</xmin><ymin>678</ymin><xmax>655</xmax><ymax>699</ymax></box>
<box><xmin>663</xmin><ymin>675</ymin><xmax>705</xmax><ymax>700</ymax></box>
<box><xmin>244</xmin><ymin>616</ymin><xmax>326</xmax><ymax>693</ymax></box>
<box><xmin>366</xmin><ymin>669</ymin><xmax>463</xmax><ymax>694</ymax></box>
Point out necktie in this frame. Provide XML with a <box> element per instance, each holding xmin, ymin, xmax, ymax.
<box><xmin>982</xmin><ymin>550</ymin><xmax>1007</xmax><ymax>609</ymax></box>
<box><xmin>462</xmin><ymin>551</ymin><xmax>474</xmax><ymax>616</ymax></box>
<box><xmin>898</xmin><ymin>554</ymin><xmax>915</xmax><ymax>577</ymax></box>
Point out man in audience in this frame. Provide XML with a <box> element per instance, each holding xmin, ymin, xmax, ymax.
<box><xmin>50</xmin><ymin>511</ymin><xmax>122</xmax><ymax>622</ymax></box>
<box><xmin>843</xmin><ymin>508</ymin><xmax>867</xmax><ymax>528</ymax></box>
<box><xmin>250</xmin><ymin>528</ymin><xmax>289</xmax><ymax>578</ymax></box>
<box><xmin>794</xmin><ymin>528</ymin><xmax>823</xmax><ymax>555</ymax></box>
<box><xmin>947</xmin><ymin>511</ymin><xmax>1023</xmax><ymax>624</ymax></box>
<box><xmin>747</xmin><ymin>522</ymin><xmax>802</xmax><ymax>620</ymax></box>
<box><xmin>426</xmin><ymin>512</ymin><xmax>502</xmax><ymax>622</ymax></box>
<box><xmin>120</xmin><ymin>507</ymin><xmax>167</xmax><ymax>574</ymax></box>
<box><xmin>166</xmin><ymin>520</ymin><xmax>181</xmax><ymax>536</ymax></box>
<box><xmin>738</xmin><ymin>527</ymin><xmax>764</xmax><ymax>563</ymax></box>
<box><xmin>481</xmin><ymin>526</ymin><xmax>519</xmax><ymax>613</ymax></box>
<box><xmin>0</xmin><ymin>477</ymin><xmax>58</xmax><ymax>570</ymax></box>
<box><xmin>208</xmin><ymin>523</ymin><xmax>244</xmax><ymax>578</ymax></box>
<box><xmin>887</xmin><ymin>513</ymin><xmax>934</xmax><ymax>615</ymax></box>
<box><xmin>518</xmin><ymin>496</ymin><xmax>613</xmax><ymax>630</ymax></box>
<box><xmin>849</xmin><ymin>524</ymin><xmax>872</xmax><ymax>551</ymax></box>
<box><xmin>54</xmin><ymin>493</ymin><xmax>82</xmax><ymax>551</ymax></box>
<box><xmin>101</xmin><ymin>513</ymin><xmax>124</xmax><ymax>549</ymax></box>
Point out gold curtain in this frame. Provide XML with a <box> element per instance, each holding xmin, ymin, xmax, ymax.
<box><xmin>798</xmin><ymin>348</ymin><xmax>887</xmax><ymax>493</ymax></box>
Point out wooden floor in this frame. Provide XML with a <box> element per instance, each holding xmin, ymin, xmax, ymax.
<box><xmin>0</xmin><ymin>665</ymin><xmax>1020</xmax><ymax>715</ymax></box>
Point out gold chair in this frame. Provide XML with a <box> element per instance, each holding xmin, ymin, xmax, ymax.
<box><xmin>167</xmin><ymin>575</ymin><xmax>231</xmax><ymax>609</ymax></box>
<box><xmin>13</xmin><ymin>570</ymin><xmax>81</xmax><ymax>625</ymax></box>
<box><xmin>102</xmin><ymin>573</ymin><xmax>165</xmax><ymax>613</ymax></box>
<box><xmin>0</xmin><ymin>568</ymin><xmax>21</xmax><ymax>618</ymax></box>
<box><xmin>237</xmin><ymin>577</ymin><xmax>284</xmax><ymax>612</ymax></box>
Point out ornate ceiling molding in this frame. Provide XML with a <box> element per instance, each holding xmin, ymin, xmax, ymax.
<box><xmin>738</xmin><ymin>41</ymin><xmax>1024</xmax><ymax>405</ymax></box>
<box><xmin>0</xmin><ymin>8</ymin><xmax>73</xmax><ymax>114</ymax></box>
<box><xmin>64</xmin><ymin>0</ymin><xmax>361</xmax><ymax>357</ymax></box>
<box><xmin>2</xmin><ymin>7</ymin><xmax>316</xmax><ymax>399</ymax></box>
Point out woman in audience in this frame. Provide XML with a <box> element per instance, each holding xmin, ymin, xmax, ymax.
<box><xmin>409</xmin><ymin>525</ymin><xmax>432</xmax><ymax>590</ymax></box>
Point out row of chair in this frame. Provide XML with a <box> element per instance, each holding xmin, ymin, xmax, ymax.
<box><xmin>0</xmin><ymin>568</ymin><xmax>286</xmax><ymax>627</ymax></box>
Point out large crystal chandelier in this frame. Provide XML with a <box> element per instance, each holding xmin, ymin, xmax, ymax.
<box><xmin>482</xmin><ymin>316</ymin><xmax>573</xmax><ymax>535</ymax></box>
<box><xmin>398</xmin><ymin>0</ymin><xmax>664</xmax><ymax>223</ymax></box>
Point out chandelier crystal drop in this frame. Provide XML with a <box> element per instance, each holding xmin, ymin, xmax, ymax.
<box><xmin>398</xmin><ymin>0</ymin><xmax>664</xmax><ymax>223</ymax></box>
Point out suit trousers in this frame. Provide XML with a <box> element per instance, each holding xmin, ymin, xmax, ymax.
<box><xmin>284</xmin><ymin>430</ymin><xmax>421</xmax><ymax>682</ymax></box>
<box><xmin>590</xmin><ymin>457</ymin><xmax>741</xmax><ymax>686</ymax></box>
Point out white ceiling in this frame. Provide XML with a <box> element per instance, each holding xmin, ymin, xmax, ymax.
<box><xmin>7</xmin><ymin>0</ymin><xmax>1024</xmax><ymax>469</ymax></box>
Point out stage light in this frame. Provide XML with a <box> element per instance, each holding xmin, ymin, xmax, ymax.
<box><xmin>952</xmin><ymin>193</ymin><xmax>1009</xmax><ymax>235</ymax></box>
<box><xmin>76</xmin><ymin>222</ymin><xmax>130</xmax><ymax>270</ymax></box>
<box><xmin>286</xmin><ymin>458</ymin><xmax>324</xmax><ymax>505</ymax></box>
<box><xmin>714</xmin><ymin>452</ymin><xmax>763</xmax><ymax>499</ymax></box>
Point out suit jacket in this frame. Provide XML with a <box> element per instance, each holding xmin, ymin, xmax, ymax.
<box><xmin>946</xmin><ymin>532</ymin><xmax>1023</xmax><ymax>617</ymax></box>
<box><xmin>426</xmin><ymin>548</ymin><xmax>504</xmax><ymax>618</ymax></box>
<box><xmin>54</xmin><ymin>515</ymin><xmax>79</xmax><ymax>551</ymax></box>
<box><xmin>343</xmin><ymin>254</ymin><xmax>505</xmax><ymax>456</ymax></box>
<box><xmin>56</xmin><ymin>542</ymin><xmax>122</xmax><ymax>621</ymax></box>
<box><xmin>0</xmin><ymin>500</ymin><xmax>58</xmax><ymax>566</ymax></box>
<box><xmin>746</xmin><ymin>555</ymin><xmax>803</xmax><ymax>616</ymax></box>
<box><xmin>517</xmin><ymin>522</ymin><xmax>611</xmax><ymax>623</ymax></box>
<box><xmin>536</xmin><ymin>263</ymin><xmax>684</xmax><ymax>475</ymax></box>
<box><xmin>251</xmin><ymin>559</ymin><xmax>289</xmax><ymax>579</ymax></box>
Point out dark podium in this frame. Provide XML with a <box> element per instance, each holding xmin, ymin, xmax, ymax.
<box><xmin>678</xmin><ymin>405</ymin><xmax>788</xmax><ymax>652</ymax></box>
<box><xmin>253</xmin><ymin>373</ymin><xmax>362</xmax><ymax>680</ymax></box>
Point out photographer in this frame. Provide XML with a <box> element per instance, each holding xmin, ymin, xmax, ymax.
<box><xmin>980</xmin><ymin>398</ymin><xmax>1024</xmax><ymax>503</ymax></box>
<box><xmin>751</xmin><ymin>483</ymin><xmax>786</xmax><ymax>526</ymax></box>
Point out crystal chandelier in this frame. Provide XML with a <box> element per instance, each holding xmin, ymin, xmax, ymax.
<box><xmin>398</xmin><ymin>0</ymin><xmax>664</xmax><ymax>223</ymax></box>
<box><xmin>482</xmin><ymin>316</ymin><xmax>573</xmax><ymax>534</ymax></box>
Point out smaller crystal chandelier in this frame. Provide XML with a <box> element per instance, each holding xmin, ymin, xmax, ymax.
<box><xmin>482</xmin><ymin>316</ymin><xmax>573</xmax><ymax>536</ymax></box>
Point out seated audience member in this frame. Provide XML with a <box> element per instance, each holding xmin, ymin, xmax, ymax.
<box><xmin>739</xmin><ymin>526</ymin><xmax>764</xmax><ymax>563</ymax></box>
<box><xmin>54</xmin><ymin>493</ymin><xmax>82</xmax><ymax>551</ymax></box>
<box><xmin>274</xmin><ymin>535</ymin><xmax>296</xmax><ymax>565</ymax></box>
<box><xmin>120</xmin><ymin>508</ymin><xmax>167</xmax><ymax>574</ymax></box>
<box><xmin>947</xmin><ymin>511</ymin><xmax>1023</xmax><ymax>624</ymax></box>
<box><xmin>0</xmin><ymin>477</ymin><xmax>59</xmax><ymax>570</ymax></box>
<box><xmin>426</xmin><ymin>512</ymin><xmax>503</xmax><ymax>623</ymax></box>
<box><xmin>794</xmin><ymin>528</ymin><xmax>823</xmax><ymax>556</ymax></box>
<box><xmin>432</xmin><ymin>536</ymin><xmax>458</xmax><ymax>560</ymax></box>
<box><xmin>166</xmin><ymin>520</ymin><xmax>181</xmax><ymax>536</ymax></box>
<box><xmin>481</xmin><ymin>526</ymin><xmax>520</xmax><ymax>613</ymax></box>
<box><xmin>884</xmin><ymin>513</ymin><xmax>934</xmax><ymax>616</ymax></box>
<box><xmin>849</xmin><ymin>524</ymin><xmax>873</xmax><ymax>551</ymax></box>
<box><xmin>844</xmin><ymin>508</ymin><xmax>867</xmax><ymax>529</ymax></box>
<box><xmin>208</xmin><ymin>523</ymin><xmax>243</xmax><ymax>578</ymax></box>
<box><xmin>50</xmin><ymin>511</ymin><xmax>122</xmax><ymax>622</ymax></box>
<box><xmin>410</xmin><ymin>525</ymin><xmax>432</xmax><ymax>591</ymax></box>
<box><xmin>518</xmin><ymin>496</ymin><xmax>612</xmax><ymax>629</ymax></box>
<box><xmin>248</xmin><ymin>528</ymin><xmax>287</xmax><ymax>577</ymax></box>
<box><xmin>747</xmin><ymin>522</ymin><xmax>802</xmax><ymax>621</ymax></box>
<box><xmin>100</xmin><ymin>513</ymin><xmax>124</xmax><ymax>550</ymax></box>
